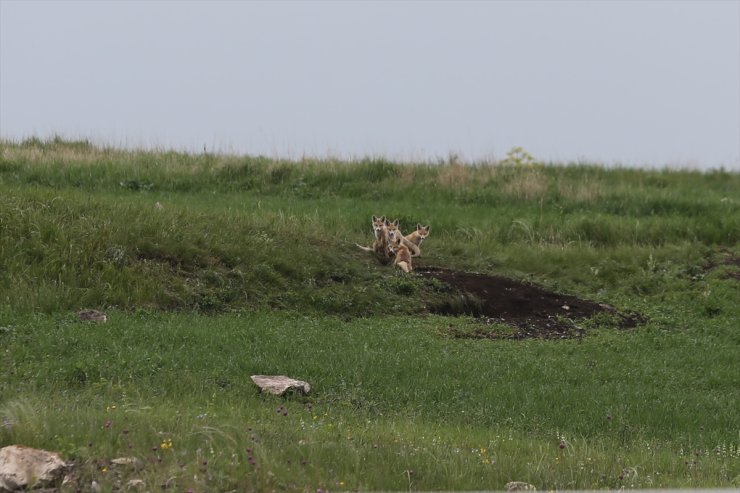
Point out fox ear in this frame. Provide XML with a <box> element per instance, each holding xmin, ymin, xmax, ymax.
<box><xmin>393</xmin><ymin>219</ymin><xmax>399</xmax><ymax>226</ymax></box>
<box><xmin>416</xmin><ymin>223</ymin><xmax>422</xmax><ymax>230</ymax></box>
<box><xmin>372</xmin><ymin>215</ymin><xmax>378</xmax><ymax>221</ymax></box>
<box><xmin>425</xmin><ymin>225</ymin><xmax>430</xmax><ymax>231</ymax></box>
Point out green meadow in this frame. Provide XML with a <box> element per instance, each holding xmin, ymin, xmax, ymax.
<box><xmin>1</xmin><ymin>137</ymin><xmax>739</xmax><ymax>491</ymax></box>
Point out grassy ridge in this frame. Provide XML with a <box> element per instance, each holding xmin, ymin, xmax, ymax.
<box><xmin>1</xmin><ymin>137</ymin><xmax>738</xmax><ymax>314</ymax></box>
<box><xmin>1</xmin><ymin>137</ymin><xmax>739</xmax><ymax>490</ymax></box>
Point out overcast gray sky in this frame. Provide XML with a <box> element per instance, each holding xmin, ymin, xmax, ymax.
<box><xmin>1</xmin><ymin>0</ymin><xmax>738</xmax><ymax>169</ymax></box>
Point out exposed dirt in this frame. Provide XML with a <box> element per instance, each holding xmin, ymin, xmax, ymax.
<box><xmin>417</xmin><ymin>267</ymin><xmax>646</xmax><ymax>340</ymax></box>
<box><xmin>703</xmin><ymin>250</ymin><xmax>740</xmax><ymax>281</ymax></box>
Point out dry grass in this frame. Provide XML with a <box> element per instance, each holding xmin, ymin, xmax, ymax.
<box><xmin>398</xmin><ymin>164</ymin><xmax>417</xmax><ymax>185</ymax></box>
<box><xmin>434</xmin><ymin>161</ymin><xmax>507</xmax><ymax>189</ymax></box>
<box><xmin>0</xmin><ymin>137</ymin><xmax>248</xmax><ymax>174</ymax></box>
<box><xmin>0</xmin><ymin>142</ymin><xmax>120</xmax><ymax>166</ymax></box>
<box><xmin>557</xmin><ymin>179</ymin><xmax>604</xmax><ymax>203</ymax></box>
<box><xmin>503</xmin><ymin>168</ymin><xmax>549</xmax><ymax>200</ymax></box>
<box><xmin>435</xmin><ymin>162</ymin><xmax>474</xmax><ymax>187</ymax></box>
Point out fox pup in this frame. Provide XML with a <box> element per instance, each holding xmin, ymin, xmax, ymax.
<box><xmin>370</xmin><ymin>215</ymin><xmax>387</xmax><ymax>241</ymax></box>
<box><xmin>356</xmin><ymin>215</ymin><xmax>392</xmax><ymax>263</ymax></box>
<box><xmin>385</xmin><ymin>219</ymin><xmax>421</xmax><ymax>257</ymax></box>
<box><xmin>403</xmin><ymin>223</ymin><xmax>430</xmax><ymax>257</ymax></box>
<box><xmin>389</xmin><ymin>235</ymin><xmax>413</xmax><ymax>273</ymax></box>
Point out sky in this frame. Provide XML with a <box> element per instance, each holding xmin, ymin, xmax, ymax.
<box><xmin>1</xmin><ymin>0</ymin><xmax>739</xmax><ymax>169</ymax></box>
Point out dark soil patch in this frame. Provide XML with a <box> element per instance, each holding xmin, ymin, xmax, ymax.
<box><xmin>703</xmin><ymin>250</ymin><xmax>740</xmax><ymax>281</ymax></box>
<box><xmin>417</xmin><ymin>267</ymin><xmax>646</xmax><ymax>340</ymax></box>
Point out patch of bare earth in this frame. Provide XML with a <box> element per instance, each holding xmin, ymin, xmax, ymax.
<box><xmin>417</xmin><ymin>267</ymin><xmax>646</xmax><ymax>340</ymax></box>
<box><xmin>704</xmin><ymin>250</ymin><xmax>740</xmax><ymax>281</ymax></box>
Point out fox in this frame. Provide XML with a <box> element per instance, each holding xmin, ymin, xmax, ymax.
<box><xmin>389</xmin><ymin>235</ymin><xmax>413</xmax><ymax>273</ymax></box>
<box><xmin>403</xmin><ymin>223</ymin><xmax>430</xmax><ymax>257</ymax></box>
<box><xmin>370</xmin><ymin>215</ymin><xmax>387</xmax><ymax>241</ymax></box>
<box><xmin>385</xmin><ymin>219</ymin><xmax>421</xmax><ymax>258</ymax></box>
<box><xmin>356</xmin><ymin>215</ymin><xmax>392</xmax><ymax>263</ymax></box>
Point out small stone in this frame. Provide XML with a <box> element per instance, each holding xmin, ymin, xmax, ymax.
<box><xmin>506</xmin><ymin>481</ymin><xmax>536</xmax><ymax>491</ymax></box>
<box><xmin>561</xmin><ymin>305</ymin><xmax>570</xmax><ymax>310</ymax></box>
<box><xmin>111</xmin><ymin>457</ymin><xmax>144</xmax><ymax>470</ymax></box>
<box><xmin>127</xmin><ymin>478</ymin><xmax>146</xmax><ymax>489</ymax></box>
<box><xmin>250</xmin><ymin>375</ymin><xmax>311</xmax><ymax>396</ymax></box>
<box><xmin>79</xmin><ymin>309</ymin><xmax>107</xmax><ymax>322</ymax></box>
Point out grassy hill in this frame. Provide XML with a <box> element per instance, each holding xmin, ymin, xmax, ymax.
<box><xmin>2</xmin><ymin>137</ymin><xmax>737</xmax><ymax>315</ymax></box>
<box><xmin>1</xmin><ymin>137</ymin><xmax>738</xmax><ymax>491</ymax></box>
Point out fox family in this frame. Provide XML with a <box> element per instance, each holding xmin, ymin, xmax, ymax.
<box><xmin>356</xmin><ymin>215</ymin><xmax>430</xmax><ymax>273</ymax></box>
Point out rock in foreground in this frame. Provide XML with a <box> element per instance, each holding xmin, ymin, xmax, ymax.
<box><xmin>0</xmin><ymin>445</ymin><xmax>66</xmax><ymax>492</ymax></box>
<box><xmin>506</xmin><ymin>481</ymin><xmax>536</xmax><ymax>491</ymax></box>
<box><xmin>79</xmin><ymin>309</ymin><xmax>107</xmax><ymax>322</ymax></box>
<box><xmin>250</xmin><ymin>375</ymin><xmax>311</xmax><ymax>396</ymax></box>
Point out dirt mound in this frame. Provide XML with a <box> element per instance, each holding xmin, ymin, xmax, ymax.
<box><xmin>417</xmin><ymin>267</ymin><xmax>645</xmax><ymax>339</ymax></box>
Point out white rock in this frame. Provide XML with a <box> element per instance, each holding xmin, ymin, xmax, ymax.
<box><xmin>0</xmin><ymin>445</ymin><xmax>66</xmax><ymax>491</ymax></box>
<box><xmin>250</xmin><ymin>375</ymin><xmax>311</xmax><ymax>395</ymax></box>
<box><xmin>111</xmin><ymin>457</ymin><xmax>144</xmax><ymax>470</ymax></box>
<box><xmin>506</xmin><ymin>481</ymin><xmax>536</xmax><ymax>491</ymax></box>
<box><xmin>127</xmin><ymin>478</ymin><xmax>146</xmax><ymax>489</ymax></box>
<box><xmin>79</xmin><ymin>309</ymin><xmax>107</xmax><ymax>322</ymax></box>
